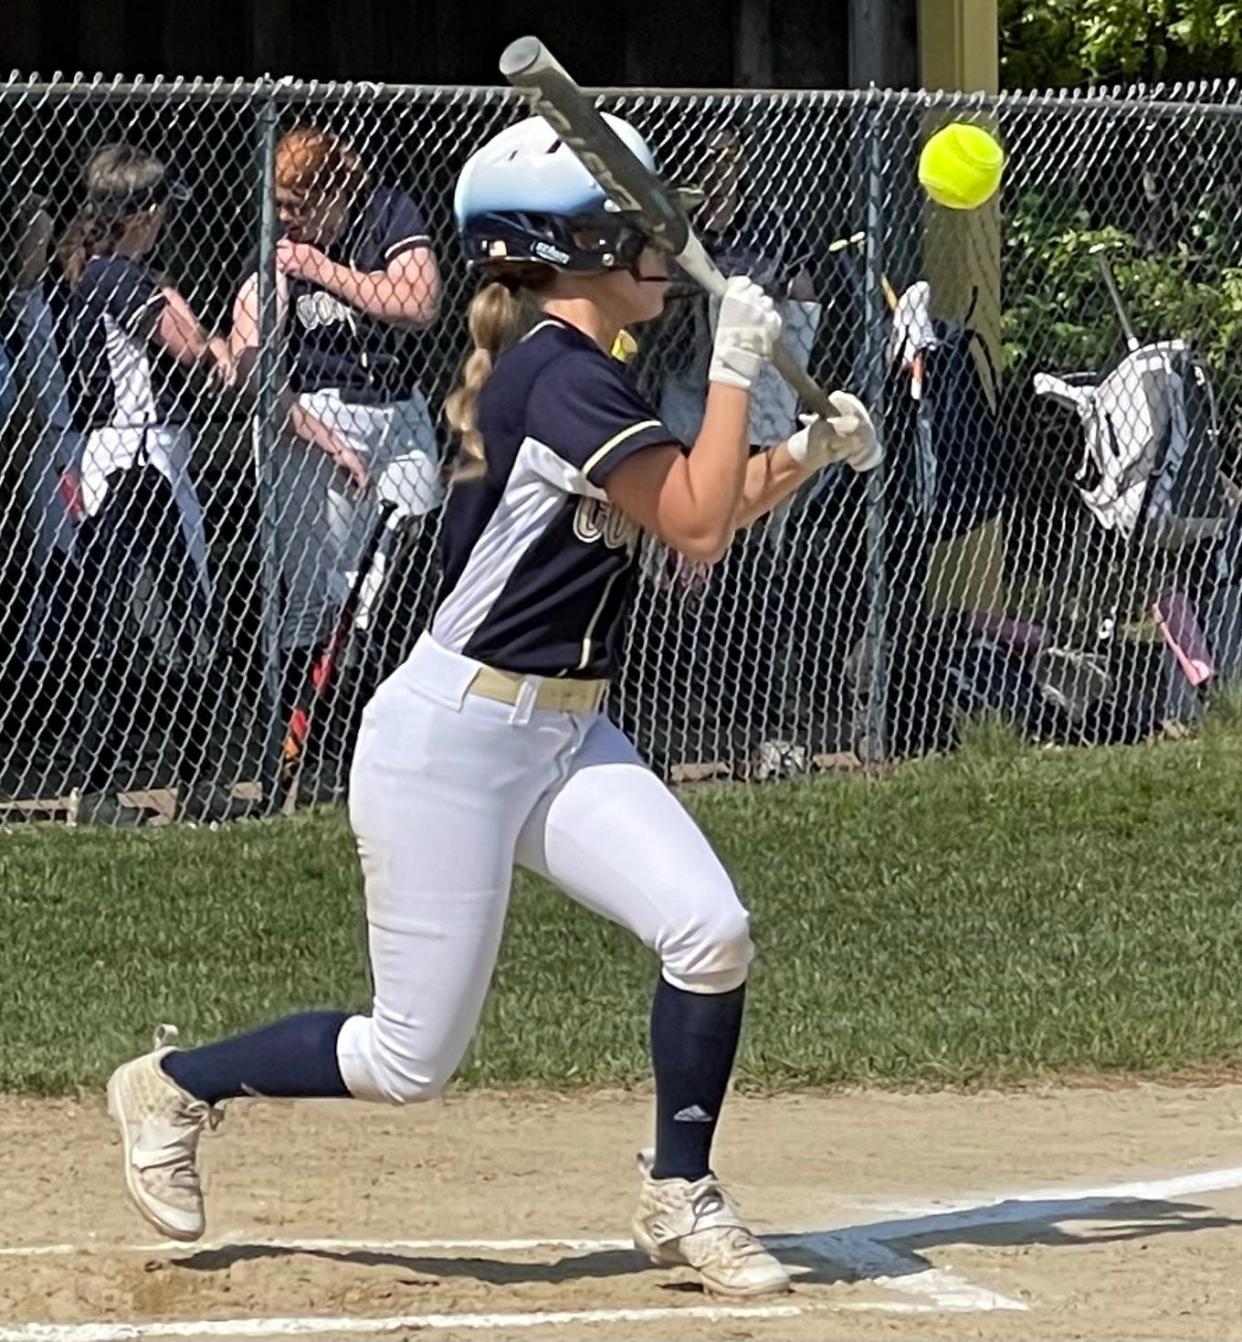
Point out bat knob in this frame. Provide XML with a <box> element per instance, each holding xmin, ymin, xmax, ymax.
<box><xmin>499</xmin><ymin>36</ymin><xmax>545</xmax><ymax>79</ymax></box>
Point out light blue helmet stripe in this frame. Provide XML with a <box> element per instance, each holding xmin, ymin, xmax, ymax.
<box><xmin>454</xmin><ymin>113</ymin><xmax>657</xmax><ymax>232</ymax></box>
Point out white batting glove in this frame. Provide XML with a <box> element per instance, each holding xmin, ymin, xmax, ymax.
<box><xmin>786</xmin><ymin>392</ymin><xmax>881</xmax><ymax>473</ymax></box>
<box><xmin>709</xmin><ymin>276</ymin><xmax>783</xmax><ymax>393</ymax></box>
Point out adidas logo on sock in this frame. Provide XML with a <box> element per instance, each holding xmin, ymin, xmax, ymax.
<box><xmin>673</xmin><ymin>1104</ymin><xmax>714</xmax><ymax>1123</ymax></box>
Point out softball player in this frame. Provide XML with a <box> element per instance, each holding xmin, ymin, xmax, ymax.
<box><xmin>106</xmin><ymin>115</ymin><xmax>877</xmax><ymax>1297</ymax></box>
<box><xmin>59</xmin><ymin>144</ymin><xmax>225</xmax><ymax>610</ymax></box>
<box><xmin>56</xmin><ymin>144</ymin><xmax>247</xmax><ymax>821</ymax></box>
<box><xmin>229</xmin><ymin>127</ymin><xmax>442</xmax><ymax>665</ymax></box>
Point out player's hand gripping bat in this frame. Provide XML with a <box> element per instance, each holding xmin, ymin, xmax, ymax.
<box><xmin>499</xmin><ymin>36</ymin><xmax>838</xmax><ymax>420</ymax></box>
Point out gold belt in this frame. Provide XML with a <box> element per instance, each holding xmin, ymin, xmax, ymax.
<box><xmin>468</xmin><ymin>665</ymin><xmax>607</xmax><ymax>715</ymax></box>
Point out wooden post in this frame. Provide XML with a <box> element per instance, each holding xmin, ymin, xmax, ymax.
<box><xmin>919</xmin><ymin>0</ymin><xmax>1000</xmax><ymax>344</ymax></box>
<box><xmin>918</xmin><ymin>0</ymin><xmax>1005</xmax><ymax>616</ymax></box>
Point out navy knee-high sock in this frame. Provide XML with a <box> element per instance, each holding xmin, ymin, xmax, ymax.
<box><xmin>161</xmin><ymin>1010</ymin><xmax>351</xmax><ymax>1106</ymax></box>
<box><xmin>650</xmin><ymin>978</ymin><xmax>745</xmax><ymax>1181</ymax></box>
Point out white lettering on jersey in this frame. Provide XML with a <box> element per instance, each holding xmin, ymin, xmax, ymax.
<box><xmin>296</xmin><ymin>290</ymin><xmax>353</xmax><ymax>330</ymax></box>
<box><xmin>573</xmin><ymin>497</ymin><xmax>639</xmax><ymax>553</ymax></box>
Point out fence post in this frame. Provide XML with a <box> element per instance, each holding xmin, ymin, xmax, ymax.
<box><xmin>254</xmin><ymin>85</ymin><xmax>285</xmax><ymax>812</ymax></box>
<box><xmin>860</xmin><ymin>93</ymin><xmax>890</xmax><ymax>764</ymax></box>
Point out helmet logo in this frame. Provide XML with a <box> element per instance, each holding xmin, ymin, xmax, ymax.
<box><xmin>532</xmin><ymin>240</ymin><xmax>571</xmax><ymax>265</ymax></box>
<box><xmin>487</xmin><ymin>239</ymin><xmax>509</xmax><ymax>258</ymax></box>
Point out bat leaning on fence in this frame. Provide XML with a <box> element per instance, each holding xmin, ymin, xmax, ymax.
<box><xmin>499</xmin><ymin>35</ymin><xmax>840</xmax><ymax>420</ymax></box>
<box><xmin>280</xmin><ymin>498</ymin><xmax>399</xmax><ymax>814</ymax></box>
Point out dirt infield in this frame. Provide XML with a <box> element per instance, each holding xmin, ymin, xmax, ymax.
<box><xmin>3</xmin><ymin>1084</ymin><xmax>1242</xmax><ymax>1340</ymax></box>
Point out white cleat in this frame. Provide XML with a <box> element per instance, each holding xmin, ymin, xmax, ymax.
<box><xmin>105</xmin><ymin>1025</ymin><xmax>222</xmax><ymax>1242</ymax></box>
<box><xmin>631</xmin><ymin>1153</ymin><xmax>791</xmax><ymax>1297</ymax></box>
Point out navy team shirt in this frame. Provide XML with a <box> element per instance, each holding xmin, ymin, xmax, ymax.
<box><xmin>66</xmin><ymin>254</ymin><xmax>193</xmax><ymax>430</ymax></box>
<box><xmin>245</xmin><ymin>185</ymin><xmax>431</xmax><ymax>403</ymax></box>
<box><xmin>433</xmin><ymin>317</ymin><xmax>680</xmax><ymax>679</ymax></box>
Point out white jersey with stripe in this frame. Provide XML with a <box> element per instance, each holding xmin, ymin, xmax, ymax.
<box><xmin>65</xmin><ymin>254</ymin><xmax>189</xmax><ymax>431</ymax></box>
<box><xmin>433</xmin><ymin>317</ymin><xmax>680</xmax><ymax>679</ymax></box>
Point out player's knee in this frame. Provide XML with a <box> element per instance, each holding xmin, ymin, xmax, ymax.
<box><xmin>369</xmin><ymin>1050</ymin><xmax>453</xmax><ymax>1106</ymax></box>
<box><xmin>335</xmin><ymin>1013</ymin><xmax>455</xmax><ymax>1106</ymax></box>
<box><xmin>660</xmin><ymin>899</ymin><xmax>754</xmax><ymax>994</ymax></box>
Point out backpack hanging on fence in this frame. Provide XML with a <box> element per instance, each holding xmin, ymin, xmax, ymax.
<box><xmin>848</xmin><ymin>283</ymin><xmax>1017</xmax><ymax>758</ymax></box>
<box><xmin>1033</xmin><ymin>341</ymin><xmax>1227</xmax><ymax>549</ymax></box>
<box><xmin>885</xmin><ymin>282</ymin><xmax>1013</xmax><ymax>539</ymax></box>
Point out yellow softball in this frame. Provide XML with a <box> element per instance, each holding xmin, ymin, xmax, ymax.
<box><xmin>918</xmin><ymin>122</ymin><xmax>1006</xmax><ymax>211</ymax></box>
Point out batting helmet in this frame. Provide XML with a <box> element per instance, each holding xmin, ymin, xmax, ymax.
<box><xmin>454</xmin><ymin>113</ymin><xmax>663</xmax><ymax>274</ymax></box>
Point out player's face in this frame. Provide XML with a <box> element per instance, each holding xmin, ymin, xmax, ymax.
<box><xmin>277</xmin><ymin>188</ymin><xmax>350</xmax><ymax>246</ymax></box>
<box><xmin>126</xmin><ymin>203</ymin><xmax>165</xmax><ymax>256</ymax></box>
<box><xmin>698</xmin><ymin>131</ymin><xmax>745</xmax><ymax>233</ymax></box>
<box><xmin>599</xmin><ymin>248</ymin><xmax>668</xmax><ymax>325</ymax></box>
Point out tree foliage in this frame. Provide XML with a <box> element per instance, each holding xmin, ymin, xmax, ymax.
<box><xmin>1000</xmin><ymin>0</ymin><xmax>1242</xmax><ymax>89</ymax></box>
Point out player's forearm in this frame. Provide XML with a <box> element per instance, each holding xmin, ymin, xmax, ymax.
<box><xmin>312</xmin><ymin>258</ymin><xmax>439</xmax><ymax>325</ymax></box>
<box><xmin>156</xmin><ymin>289</ymin><xmax>213</xmax><ymax>363</ymax></box>
<box><xmin>670</xmin><ymin>382</ymin><xmax>752</xmax><ymax>561</ymax></box>
<box><xmin>282</xmin><ymin>394</ymin><xmax>346</xmax><ymax>461</ymax></box>
<box><xmin>662</xmin><ymin>273</ymin><xmax>782</xmax><ymax>558</ymax></box>
<box><xmin>733</xmin><ymin>442</ymin><xmax>814</xmax><ymax>528</ymax></box>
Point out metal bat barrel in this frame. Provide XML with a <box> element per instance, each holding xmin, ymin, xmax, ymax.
<box><xmin>499</xmin><ymin>36</ymin><xmax>689</xmax><ymax>255</ymax></box>
<box><xmin>499</xmin><ymin>35</ymin><xmax>837</xmax><ymax>420</ymax></box>
<box><xmin>498</xmin><ymin>35</ymin><xmax>545</xmax><ymax>80</ymax></box>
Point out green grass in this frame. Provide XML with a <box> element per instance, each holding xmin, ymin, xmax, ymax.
<box><xmin>4</xmin><ymin>730</ymin><xmax>1242</xmax><ymax>1095</ymax></box>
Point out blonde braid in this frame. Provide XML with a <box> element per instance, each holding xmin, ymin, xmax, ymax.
<box><xmin>445</xmin><ymin>268</ymin><xmax>552</xmax><ymax>480</ymax></box>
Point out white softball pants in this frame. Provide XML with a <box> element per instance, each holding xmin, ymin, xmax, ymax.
<box><xmin>273</xmin><ymin>390</ymin><xmax>443</xmax><ymax>652</ymax></box>
<box><xmin>337</xmin><ymin>633</ymin><xmax>753</xmax><ymax>1105</ymax></box>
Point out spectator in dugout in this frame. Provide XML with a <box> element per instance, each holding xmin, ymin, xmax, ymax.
<box><xmin>4</xmin><ymin>194</ymin><xmax>80</xmax><ymax>665</ymax></box>
<box><xmin>655</xmin><ymin>126</ymin><xmax>821</xmax><ymax>459</ymax></box>
<box><xmin>229</xmin><ymin>126</ymin><xmax>444</xmax><ymax>703</ymax></box>
<box><xmin>54</xmin><ymin>142</ymin><xmax>252</xmax><ymax>823</ymax></box>
<box><xmin>630</xmin><ymin>126</ymin><xmax>826</xmax><ymax>766</ymax></box>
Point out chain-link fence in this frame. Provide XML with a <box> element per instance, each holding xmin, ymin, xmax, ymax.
<box><xmin>2</xmin><ymin>74</ymin><xmax>1241</xmax><ymax>825</ymax></box>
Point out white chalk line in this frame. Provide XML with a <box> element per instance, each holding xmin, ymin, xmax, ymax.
<box><xmin>0</xmin><ymin>1235</ymin><xmax>636</xmax><ymax>1259</ymax></box>
<box><xmin>0</xmin><ymin>1304</ymin><xmax>796</xmax><ymax>1342</ymax></box>
<box><xmin>0</xmin><ymin>1299</ymin><xmax>966</xmax><ymax>1342</ymax></box>
<box><xmin>812</xmin><ymin>1162</ymin><xmax>1242</xmax><ymax>1248</ymax></box>
<box><xmin>9</xmin><ymin>1159</ymin><xmax>1240</xmax><ymax>1264</ymax></box>
<box><xmin>5</xmin><ymin>1162</ymin><xmax>1241</xmax><ymax>1338</ymax></box>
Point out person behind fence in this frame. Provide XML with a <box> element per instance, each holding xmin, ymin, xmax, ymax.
<box><xmin>5</xmin><ymin>195</ymin><xmax>82</xmax><ymax>664</ymax></box>
<box><xmin>105</xmin><ymin>112</ymin><xmax>878</xmax><ymax>1298</ymax></box>
<box><xmin>0</xmin><ymin>193</ymin><xmax>90</xmax><ymax>808</ymax></box>
<box><xmin>55</xmin><ymin>143</ymin><xmax>245</xmax><ymax>822</ymax></box>
<box><xmin>636</xmin><ymin>126</ymin><xmax>826</xmax><ymax>762</ymax></box>
<box><xmin>655</xmin><ymin>126</ymin><xmax>822</xmax><ymax>471</ymax></box>
<box><xmin>229</xmin><ymin>125</ymin><xmax>443</xmax><ymax>727</ymax></box>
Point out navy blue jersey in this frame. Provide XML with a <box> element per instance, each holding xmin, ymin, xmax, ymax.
<box><xmin>245</xmin><ymin>186</ymin><xmax>431</xmax><ymax>402</ymax></box>
<box><xmin>65</xmin><ymin>255</ymin><xmax>193</xmax><ymax>431</ymax></box>
<box><xmin>432</xmin><ymin>317</ymin><xmax>679</xmax><ymax>679</ymax></box>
